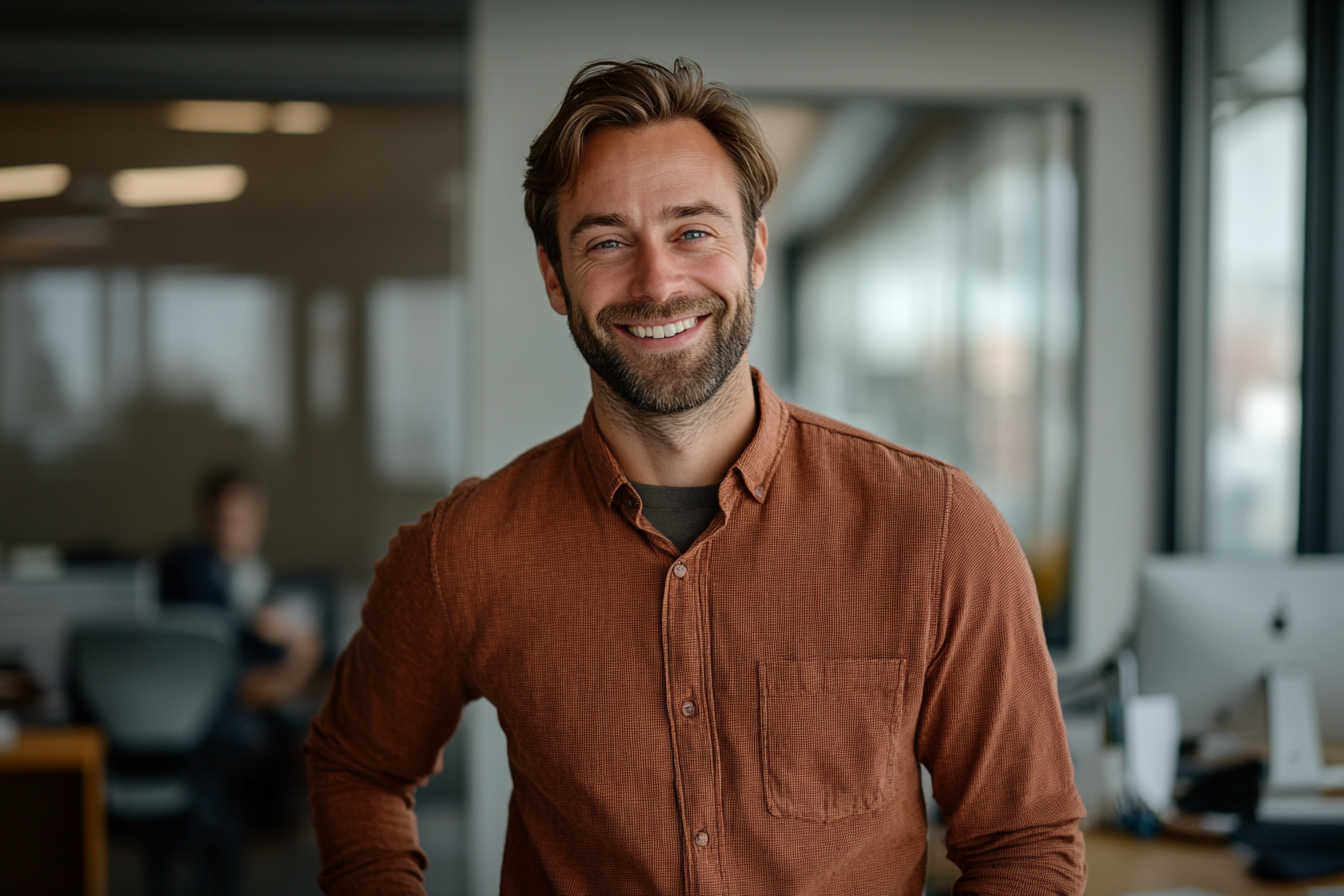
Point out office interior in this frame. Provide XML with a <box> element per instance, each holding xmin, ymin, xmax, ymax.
<box><xmin>1</xmin><ymin>0</ymin><xmax>1342</xmax><ymax>893</ymax></box>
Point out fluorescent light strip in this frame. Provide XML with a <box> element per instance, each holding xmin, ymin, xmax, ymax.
<box><xmin>165</xmin><ymin>100</ymin><xmax>331</xmax><ymax>135</ymax></box>
<box><xmin>111</xmin><ymin>165</ymin><xmax>247</xmax><ymax>208</ymax></box>
<box><xmin>0</xmin><ymin>163</ymin><xmax>71</xmax><ymax>202</ymax></box>
<box><xmin>273</xmin><ymin>102</ymin><xmax>330</xmax><ymax>134</ymax></box>
<box><xmin>166</xmin><ymin>101</ymin><xmax>270</xmax><ymax>134</ymax></box>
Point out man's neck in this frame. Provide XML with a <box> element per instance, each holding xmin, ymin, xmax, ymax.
<box><xmin>590</xmin><ymin>358</ymin><xmax>758</xmax><ymax>487</ymax></box>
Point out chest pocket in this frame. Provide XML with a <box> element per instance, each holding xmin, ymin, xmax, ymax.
<box><xmin>757</xmin><ymin>657</ymin><xmax>906</xmax><ymax>824</ymax></box>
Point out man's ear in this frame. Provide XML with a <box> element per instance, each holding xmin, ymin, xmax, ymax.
<box><xmin>537</xmin><ymin>245</ymin><xmax>568</xmax><ymax>315</ymax></box>
<box><xmin>751</xmin><ymin>217</ymin><xmax>769</xmax><ymax>290</ymax></box>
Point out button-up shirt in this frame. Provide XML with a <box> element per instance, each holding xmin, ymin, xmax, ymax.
<box><xmin>306</xmin><ymin>370</ymin><xmax>1086</xmax><ymax>895</ymax></box>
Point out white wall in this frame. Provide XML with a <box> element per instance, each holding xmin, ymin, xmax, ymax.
<box><xmin>465</xmin><ymin>1</ymin><xmax>1162</xmax><ymax>890</ymax></box>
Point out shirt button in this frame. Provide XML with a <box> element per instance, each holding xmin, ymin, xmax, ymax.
<box><xmin>625</xmin><ymin>497</ymin><xmax>634</xmax><ymax>508</ymax></box>
<box><xmin>673</xmin><ymin>562</ymin><xmax>686</xmax><ymax>578</ymax></box>
<box><xmin>754</xmin><ymin>486</ymin><xmax>765</xmax><ymax>498</ymax></box>
<box><xmin>681</xmin><ymin>700</ymin><xmax>696</xmax><ymax>717</ymax></box>
<box><xmin>695</xmin><ymin>831</ymin><xmax>709</xmax><ymax>847</ymax></box>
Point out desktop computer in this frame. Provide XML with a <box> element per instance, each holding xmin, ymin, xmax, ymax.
<box><xmin>1137</xmin><ymin>556</ymin><xmax>1344</xmax><ymax>820</ymax></box>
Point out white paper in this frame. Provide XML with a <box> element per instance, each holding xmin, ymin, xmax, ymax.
<box><xmin>1124</xmin><ymin>693</ymin><xmax>1181</xmax><ymax>813</ymax></box>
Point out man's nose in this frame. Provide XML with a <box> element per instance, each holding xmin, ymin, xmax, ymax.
<box><xmin>629</xmin><ymin>239</ymin><xmax>682</xmax><ymax>302</ymax></box>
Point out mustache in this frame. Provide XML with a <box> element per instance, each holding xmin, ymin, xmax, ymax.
<box><xmin>594</xmin><ymin>295</ymin><xmax>726</xmax><ymax>327</ymax></box>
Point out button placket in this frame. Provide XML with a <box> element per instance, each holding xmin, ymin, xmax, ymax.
<box><xmin>663</xmin><ymin>554</ymin><xmax>722</xmax><ymax>888</ymax></box>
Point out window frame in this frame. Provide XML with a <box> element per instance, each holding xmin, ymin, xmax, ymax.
<box><xmin>1164</xmin><ymin>0</ymin><xmax>1344</xmax><ymax>556</ymax></box>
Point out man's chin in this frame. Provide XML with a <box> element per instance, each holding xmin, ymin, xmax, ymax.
<box><xmin>599</xmin><ymin>359</ymin><xmax>724</xmax><ymax>416</ymax></box>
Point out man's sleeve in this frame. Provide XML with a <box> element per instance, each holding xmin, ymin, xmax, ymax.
<box><xmin>305</xmin><ymin>481</ymin><xmax>480</xmax><ymax>896</ymax></box>
<box><xmin>915</xmin><ymin>468</ymin><xmax>1087</xmax><ymax>895</ymax></box>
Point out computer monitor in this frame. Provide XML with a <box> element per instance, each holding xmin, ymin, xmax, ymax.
<box><xmin>1136</xmin><ymin>556</ymin><xmax>1344</xmax><ymax>744</ymax></box>
<box><xmin>0</xmin><ymin>562</ymin><xmax>157</xmax><ymax>717</ymax></box>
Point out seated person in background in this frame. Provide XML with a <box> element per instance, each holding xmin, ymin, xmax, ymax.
<box><xmin>160</xmin><ymin>467</ymin><xmax>321</xmax><ymax>707</ymax></box>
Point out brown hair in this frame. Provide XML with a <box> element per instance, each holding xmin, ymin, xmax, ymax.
<box><xmin>523</xmin><ymin>57</ymin><xmax>778</xmax><ymax>274</ymax></box>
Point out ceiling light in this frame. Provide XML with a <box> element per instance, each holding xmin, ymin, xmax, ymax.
<box><xmin>0</xmin><ymin>164</ymin><xmax>71</xmax><ymax>202</ymax></box>
<box><xmin>273</xmin><ymin>102</ymin><xmax>331</xmax><ymax>135</ymax></box>
<box><xmin>166</xmin><ymin>101</ymin><xmax>270</xmax><ymax>133</ymax></box>
<box><xmin>111</xmin><ymin>165</ymin><xmax>247</xmax><ymax>207</ymax></box>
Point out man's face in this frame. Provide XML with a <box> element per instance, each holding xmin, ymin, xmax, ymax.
<box><xmin>539</xmin><ymin>118</ymin><xmax>768</xmax><ymax>415</ymax></box>
<box><xmin>209</xmin><ymin>485</ymin><xmax>266</xmax><ymax>562</ymax></box>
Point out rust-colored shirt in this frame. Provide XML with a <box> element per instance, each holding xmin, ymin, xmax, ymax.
<box><xmin>306</xmin><ymin>371</ymin><xmax>1086</xmax><ymax>895</ymax></box>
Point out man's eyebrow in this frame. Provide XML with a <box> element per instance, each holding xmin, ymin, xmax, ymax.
<box><xmin>569</xmin><ymin>213</ymin><xmax>631</xmax><ymax>242</ymax></box>
<box><xmin>665</xmin><ymin>202</ymin><xmax>733</xmax><ymax>222</ymax></box>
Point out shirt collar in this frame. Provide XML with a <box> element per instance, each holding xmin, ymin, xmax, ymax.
<box><xmin>732</xmin><ymin>369</ymin><xmax>789</xmax><ymax>504</ymax></box>
<box><xmin>579</xmin><ymin>367</ymin><xmax>790</xmax><ymax>507</ymax></box>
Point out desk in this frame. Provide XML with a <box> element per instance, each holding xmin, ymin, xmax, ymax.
<box><xmin>0</xmin><ymin>726</ymin><xmax>106</xmax><ymax>896</ymax></box>
<box><xmin>1086</xmin><ymin>827</ymin><xmax>1344</xmax><ymax>895</ymax></box>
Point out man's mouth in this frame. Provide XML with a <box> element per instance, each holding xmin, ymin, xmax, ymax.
<box><xmin>624</xmin><ymin>316</ymin><xmax>699</xmax><ymax>340</ymax></box>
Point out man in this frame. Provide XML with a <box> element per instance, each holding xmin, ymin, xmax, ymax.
<box><xmin>157</xmin><ymin>469</ymin><xmax>324</xmax><ymax>892</ymax></box>
<box><xmin>307</xmin><ymin>58</ymin><xmax>1086</xmax><ymax>895</ymax></box>
<box><xmin>162</xmin><ymin>468</ymin><xmax>322</xmax><ymax>707</ymax></box>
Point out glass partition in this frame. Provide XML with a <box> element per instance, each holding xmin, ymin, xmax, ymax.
<box><xmin>0</xmin><ymin>101</ymin><xmax>465</xmax><ymax>577</ymax></box>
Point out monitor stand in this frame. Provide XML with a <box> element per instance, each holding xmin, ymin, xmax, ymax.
<box><xmin>1258</xmin><ymin>665</ymin><xmax>1344</xmax><ymax>822</ymax></box>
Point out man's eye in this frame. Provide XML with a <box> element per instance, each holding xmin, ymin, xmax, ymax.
<box><xmin>594</xmin><ymin>239</ymin><xmax>622</xmax><ymax>250</ymax></box>
<box><xmin>680</xmin><ymin>230</ymin><xmax>708</xmax><ymax>241</ymax></box>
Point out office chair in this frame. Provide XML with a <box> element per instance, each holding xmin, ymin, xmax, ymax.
<box><xmin>68</xmin><ymin>607</ymin><xmax>238</xmax><ymax>896</ymax></box>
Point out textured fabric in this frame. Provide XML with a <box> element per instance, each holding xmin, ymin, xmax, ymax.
<box><xmin>306</xmin><ymin>370</ymin><xmax>1087</xmax><ymax>896</ymax></box>
<box><xmin>632</xmin><ymin>482</ymin><xmax>721</xmax><ymax>553</ymax></box>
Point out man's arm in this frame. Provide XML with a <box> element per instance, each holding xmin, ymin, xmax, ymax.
<box><xmin>916</xmin><ymin>468</ymin><xmax>1086</xmax><ymax>895</ymax></box>
<box><xmin>306</xmin><ymin>483</ymin><xmax>480</xmax><ymax>895</ymax></box>
<box><xmin>240</xmin><ymin>601</ymin><xmax>323</xmax><ymax>708</ymax></box>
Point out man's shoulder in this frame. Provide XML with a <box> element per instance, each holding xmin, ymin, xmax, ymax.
<box><xmin>783</xmin><ymin>401</ymin><xmax>961</xmax><ymax>483</ymax></box>
<box><xmin>490</xmin><ymin>426</ymin><xmax>584</xmax><ymax>482</ymax></box>
<box><xmin>428</xmin><ymin>425</ymin><xmax>586</xmax><ymax>521</ymax></box>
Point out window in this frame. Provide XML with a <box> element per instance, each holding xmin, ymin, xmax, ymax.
<box><xmin>0</xmin><ymin>267</ymin><xmax>104</xmax><ymax>458</ymax></box>
<box><xmin>1171</xmin><ymin>0</ymin><xmax>1329</xmax><ymax>555</ymax></box>
<box><xmin>1203</xmin><ymin>0</ymin><xmax>1306</xmax><ymax>554</ymax></box>
<box><xmin>366</xmin><ymin>277</ymin><xmax>465</xmax><ymax>486</ymax></box>
<box><xmin>147</xmin><ymin>272</ymin><xmax>293</xmax><ymax>447</ymax></box>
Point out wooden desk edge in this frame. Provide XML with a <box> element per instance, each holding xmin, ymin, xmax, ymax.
<box><xmin>0</xmin><ymin>726</ymin><xmax>106</xmax><ymax>896</ymax></box>
<box><xmin>1085</xmin><ymin>826</ymin><xmax>1344</xmax><ymax>895</ymax></box>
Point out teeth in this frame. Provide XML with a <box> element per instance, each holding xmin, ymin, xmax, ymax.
<box><xmin>627</xmin><ymin>317</ymin><xmax>696</xmax><ymax>339</ymax></box>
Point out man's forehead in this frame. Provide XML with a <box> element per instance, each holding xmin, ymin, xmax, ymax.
<box><xmin>561</xmin><ymin>119</ymin><xmax>740</xmax><ymax>219</ymax></box>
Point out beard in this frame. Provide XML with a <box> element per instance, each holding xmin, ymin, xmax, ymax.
<box><xmin>565</xmin><ymin>280</ymin><xmax>755</xmax><ymax>416</ymax></box>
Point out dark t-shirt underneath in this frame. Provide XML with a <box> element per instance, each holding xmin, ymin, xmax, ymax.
<box><xmin>631</xmin><ymin>482</ymin><xmax>720</xmax><ymax>554</ymax></box>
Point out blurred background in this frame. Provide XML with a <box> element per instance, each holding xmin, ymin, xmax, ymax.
<box><xmin>1</xmin><ymin>0</ymin><xmax>1343</xmax><ymax>894</ymax></box>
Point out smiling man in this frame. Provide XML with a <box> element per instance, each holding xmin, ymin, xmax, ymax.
<box><xmin>306</xmin><ymin>59</ymin><xmax>1086</xmax><ymax>896</ymax></box>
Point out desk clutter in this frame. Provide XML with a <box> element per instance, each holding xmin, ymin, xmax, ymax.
<box><xmin>1068</xmin><ymin>559</ymin><xmax>1344</xmax><ymax>889</ymax></box>
<box><xmin>1099</xmin><ymin>684</ymin><xmax>1344</xmax><ymax>883</ymax></box>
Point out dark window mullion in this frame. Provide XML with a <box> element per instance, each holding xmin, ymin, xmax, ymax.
<box><xmin>1299</xmin><ymin>0</ymin><xmax>1341</xmax><ymax>552</ymax></box>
